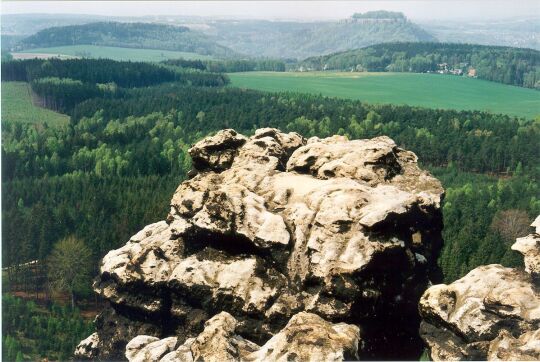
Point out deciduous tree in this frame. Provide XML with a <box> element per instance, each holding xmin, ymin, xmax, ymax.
<box><xmin>47</xmin><ymin>236</ymin><xmax>92</xmax><ymax>309</ymax></box>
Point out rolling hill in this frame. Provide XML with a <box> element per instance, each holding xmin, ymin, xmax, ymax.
<box><xmin>15</xmin><ymin>22</ymin><xmax>238</xmax><ymax>58</ymax></box>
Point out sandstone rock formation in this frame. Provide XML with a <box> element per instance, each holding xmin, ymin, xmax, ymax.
<box><xmin>76</xmin><ymin>128</ymin><xmax>444</xmax><ymax>361</ymax></box>
<box><xmin>419</xmin><ymin>215</ymin><xmax>540</xmax><ymax>361</ymax></box>
<box><xmin>124</xmin><ymin>311</ymin><xmax>360</xmax><ymax>362</ymax></box>
<box><xmin>512</xmin><ymin>215</ymin><xmax>540</xmax><ymax>278</ymax></box>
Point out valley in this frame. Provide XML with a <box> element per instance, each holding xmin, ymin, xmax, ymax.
<box><xmin>1</xmin><ymin>5</ymin><xmax>539</xmax><ymax>362</ymax></box>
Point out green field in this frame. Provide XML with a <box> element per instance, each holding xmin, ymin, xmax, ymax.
<box><xmin>17</xmin><ymin>45</ymin><xmax>215</xmax><ymax>62</ymax></box>
<box><xmin>229</xmin><ymin>72</ymin><xmax>540</xmax><ymax>119</ymax></box>
<box><xmin>1</xmin><ymin>82</ymin><xmax>70</xmax><ymax>126</ymax></box>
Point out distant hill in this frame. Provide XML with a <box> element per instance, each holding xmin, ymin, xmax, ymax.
<box><xmin>9</xmin><ymin>15</ymin><xmax>435</xmax><ymax>60</ymax></box>
<box><xmin>200</xmin><ymin>13</ymin><xmax>436</xmax><ymax>59</ymax></box>
<box><xmin>16</xmin><ymin>22</ymin><xmax>238</xmax><ymax>58</ymax></box>
<box><xmin>418</xmin><ymin>17</ymin><xmax>540</xmax><ymax>51</ymax></box>
<box><xmin>4</xmin><ymin>13</ymin><xmax>539</xmax><ymax>57</ymax></box>
<box><xmin>298</xmin><ymin>42</ymin><xmax>540</xmax><ymax>89</ymax></box>
<box><xmin>352</xmin><ymin>10</ymin><xmax>407</xmax><ymax>20</ymax></box>
<box><xmin>1</xmin><ymin>13</ymin><xmax>107</xmax><ymax>36</ymax></box>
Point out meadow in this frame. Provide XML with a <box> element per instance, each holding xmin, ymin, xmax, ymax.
<box><xmin>16</xmin><ymin>45</ymin><xmax>214</xmax><ymax>62</ymax></box>
<box><xmin>229</xmin><ymin>72</ymin><xmax>540</xmax><ymax>119</ymax></box>
<box><xmin>1</xmin><ymin>82</ymin><xmax>70</xmax><ymax>126</ymax></box>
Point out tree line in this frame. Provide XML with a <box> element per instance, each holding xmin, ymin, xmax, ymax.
<box><xmin>165</xmin><ymin>58</ymin><xmax>287</xmax><ymax>72</ymax></box>
<box><xmin>299</xmin><ymin>42</ymin><xmax>540</xmax><ymax>88</ymax></box>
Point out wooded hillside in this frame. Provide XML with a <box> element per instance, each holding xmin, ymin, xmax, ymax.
<box><xmin>16</xmin><ymin>22</ymin><xmax>238</xmax><ymax>58</ymax></box>
<box><xmin>300</xmin><ymin>42</ymin><xmax>540</xmax><ymax>88</ymax></box>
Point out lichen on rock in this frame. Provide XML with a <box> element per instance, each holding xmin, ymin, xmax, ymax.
<box><xmin>75</xmin><ymin>128</ymin><xmax>444</xmax><ymax>361</ymax></box>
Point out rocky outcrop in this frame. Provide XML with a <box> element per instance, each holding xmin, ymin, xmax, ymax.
<box><xmin>76</xmin><ymin>128</ymin><xmax>444</xmax><ymax>361</ymax></box>
<box><xmin>124</xmin><ymin>311</ymin><xmax>360</xmax><ymax>362</ymax></box>
<box><xmin>419</xmin><ymin>216</ymin><xmax>540</xmax><ymax>361</ymax></box>
<box><xmin>512</xmin><ymin>215</ymin><xmax>540</xmax><ymax>278</ymax></box>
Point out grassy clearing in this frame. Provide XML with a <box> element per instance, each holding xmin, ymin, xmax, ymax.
<box><xmin>229</xmin><ymin>72</ymin><xmax>540</xmax><ymax>119</ymax></box>
<box><xmin>1</xmin><ymin>82</ymin><xmax>69</xmax><ymax>126</ymax></box>
<box><xmin>18</xmin><ymin>45</ymin><xmax>215</xmax><ymax>62</ymax></box>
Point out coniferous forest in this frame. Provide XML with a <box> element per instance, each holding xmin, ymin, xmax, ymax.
<box><xmin>2</xmin><ymin>295</ymin><xmax>94</xmax><ymax>361</ymax></box>
<box><xmin>1</xmin><ymin>54</ymin><xmax>539</xmax><ymax>359</ymax></box>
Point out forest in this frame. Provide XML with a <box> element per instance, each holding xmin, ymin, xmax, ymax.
<box><xmin>299</xmin><ymin>42</ymin><xmax>540</xmax><ymax>88</ymax></box>
<box><xmin>2</xmin><ymin>294</ymin><xmax>94</xmax><ymax>361</ymax></box>
<box><xmin>14</xmin><ymin>22</ymin><xmax>237</xmax><ymax>58</ymax></box>
<box><xmin>165</xmin><ymin>58</ymin><xmax>287</xmax><ymax>73</ymax></box>
<box><xmin>1</xmin><ymin>58</ymin><xmax>229</xmax><ymax>113</ymax></box>
<box><xmin>1</xmin><ymin>57</ymin><xmax>538</xmax><ymax>359</ymax></box>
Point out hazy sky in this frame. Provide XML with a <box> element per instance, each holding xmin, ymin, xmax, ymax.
<box><xmin>2</xmin><ymin>1</ymin><xmax>539</xmax><ymax>21</ymax></box>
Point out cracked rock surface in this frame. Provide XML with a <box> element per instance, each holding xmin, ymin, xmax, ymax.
<box><xmin>75</xmin><ymin>128</ymin><xmax>444</xmax><ymax>361</ymax></box>
<box><xmin>419</xmin><ymin>215</ymin><xmax>540</xmax><ymax>361</ymax></box>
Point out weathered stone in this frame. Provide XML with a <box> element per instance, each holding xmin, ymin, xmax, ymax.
<box><xmin>168</xmin><ymin>254</ymin><xmax>284</xmax><ymax>314</ymax></box>
<box><xmin>419</xmin><ymin>238</ymin><xmax>540</xmax><ymax>361</ymax></box>
<box><xmin>488</xmin><ymin>329</ymin><xmax>540</xmax><ymax>361</ymax></box>
<box><xmin>78</xmin><ymin>129</ymin><xmax>444</xmax><ymax>360</ymax></box>
<box><xmin>125</xmin><ymin>312</ymin><xmax>359</xmax><ymax>362</ymax></box>
<box><xmin>188</xmin><ymin>129</ymin><xmax>247</xmax><ymax>172</ymax></box>
<box><xmin>512</xmin><ymin>215</ymin><xmax>540</xmax><ymax>277</ymax></box>
<box><xmin>74</xmin><ymin>332</ymin><xmax>100</xmax><ymax>359</ymax></box>
<box><xmin>125</xmin><ymin>336</ymin><xmax>178</xmax><ymax>362</ymax></box>
<box><xmin>250</xmin><ymin>312</ymin><xmax>360</xmax><ymax>361</ymax></box>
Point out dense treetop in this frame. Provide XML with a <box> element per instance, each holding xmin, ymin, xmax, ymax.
<box><xmin>15</xmin><ymin>22</ymin><xmax>238</xmax><ymax>58</ymax></box>
<box><xmin>299</xmin><ymin>42</ymin><xmax>540</xmax><ymax>88</ymax></box>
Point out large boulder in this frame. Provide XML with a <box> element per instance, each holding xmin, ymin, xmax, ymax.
<box><xmin>419</xmin><ymin>215</ymin><xmax>540</xmax><ymax>361</ymax></box>
<box><xmin>76</xmin><ymin>128</ymin><xmax>444</xmax><ymax>360</ymax></box>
